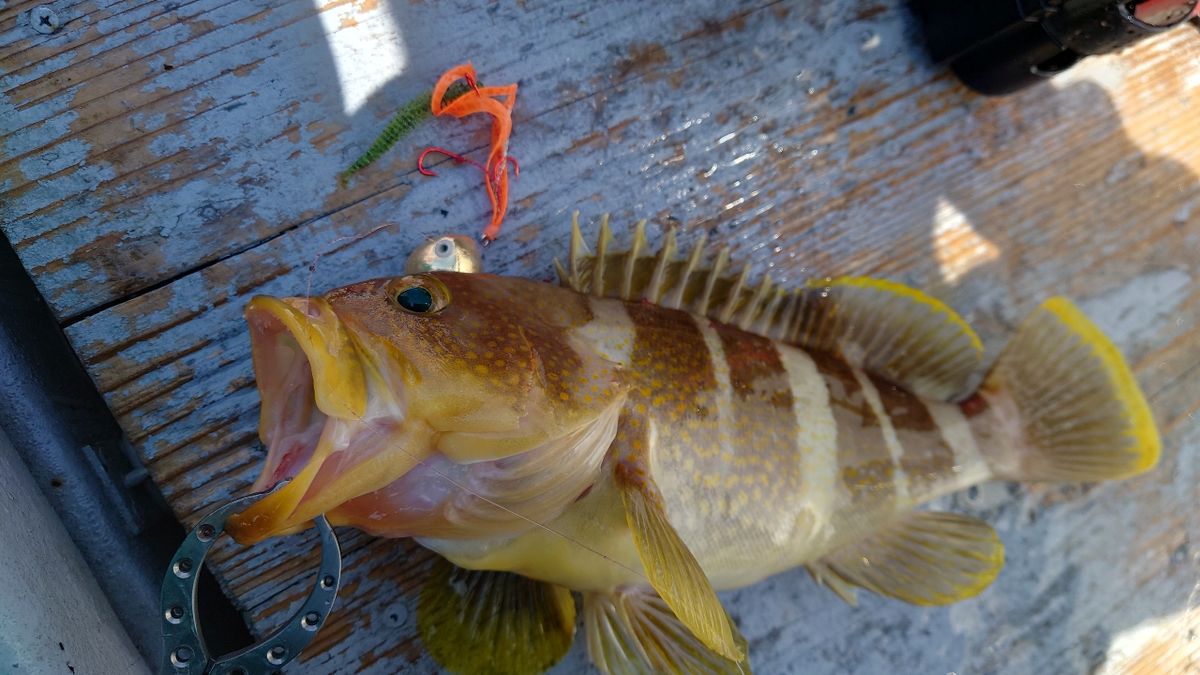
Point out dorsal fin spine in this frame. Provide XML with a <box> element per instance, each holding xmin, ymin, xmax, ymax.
<box><xmin>553</xmin><ymin>259</ymin><xmax>570</xmax><ymax>288</ymax></box>
<box><xmin>647</xmin><ymin>229</ymin><xmax>677</xmax><ymax>303</ymax></box>
<box><xmin>568</xmin><ymin>211</ymin><xmax>589</xmax><ymax>291</ymax></box>
<box><xmin>622</xmin><ymin>220</ymin><xmax>647</xmax><ymax>300</ymax></box>
<box><xmin>784</xmin><ymin>291</ymin><xmax>804</xmax><ymax>343</ymax></box>
<box><xmin>738</xmin><ymin>275</ymin><xmax>773</xmax><ymax>330</ymax></box>
<box><xmin>719</xmin><ymin>265</ymin><xmax>751</xmax><ymax>324</ymax></box>
<box><xmin>697</xmin><ymin>248</ymin><xmax>729</xmax><ymax>318</ymax></box>
<box><xmin>746</xmin><ymin>283</ymin><xmax>770</xmax><ymax>333</ymax></box>
<box><xmin>795</xmin><ymin>291</ymin><xmax>812</xmax><ymax>342</ymax></box>
<box><xmin>773</xmin><ymin>291</ymin><xmax>800</xmax><ymax>342</ymax></box>
<box><xmin>752</xmin><ymin>285</ymin><xmax>785</xmax><ymax>335</ymax></box>
<box><xmin>807</xmin><ymin>292</ymin><xmax>826</xmax><ymax>345</ymax></box>
<box><xmin>666</xmin><ymin>232</ymin><xmax>707</xmax><ymax>310</ymax></box>
<box><xmin>593</xmin><ymin>215</ymin><xmax>612</xmax><ymax>297</ymax></box>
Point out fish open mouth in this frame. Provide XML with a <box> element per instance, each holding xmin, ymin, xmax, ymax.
<box><xmin>226</xmin><ymin>296</ymin><xmax>429</xmax><ymax>544</ymax></box>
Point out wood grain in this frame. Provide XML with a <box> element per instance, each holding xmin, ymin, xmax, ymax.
<box><xmin>4</xmin><ymin>0</ymin><xmax>1199</xmax><ymax>672</ymax></box>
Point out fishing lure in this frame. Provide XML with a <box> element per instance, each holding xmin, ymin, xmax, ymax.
<box><xmin>226</xmin><ymin>217</ymin><xmax>1159</xmax><ymax>674</ymax></box>
<box><xmin>338</xmin><ymin>80</ymin><xmax>474</xmax><ymax>187</ymax></box>
<box><xmin>339</xmin><ymin>63</ymin><xmax>520</xmax><ymax>241</ymax></box>
<box><xmin>425</xmin><ymin>63</ymin><xmax>519</xmax><ymax>241</ymax></box>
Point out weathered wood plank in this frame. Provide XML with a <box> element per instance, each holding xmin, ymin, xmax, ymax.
<box><xmin>4</xmin><ymin>0</ymin><xmax>1199</xmax><ymax>671</ymax></box>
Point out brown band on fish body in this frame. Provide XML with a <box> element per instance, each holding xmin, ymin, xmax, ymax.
<box><xmin>622</xmin><ymin>302</ymin><xmax>726</xmax><ymax>531</ymax></box>
<box><xmin>959</xmin><ymin>392</ymin><xmax>990</xmax><ymax>419</ymax></box>
<box><xmin>623</xmin><ymin>301</ymin><xmax>720</xmax><ymax>434</ymax></box>
<box><xmin>867</xmin><ymin>373</ymin><xmax>956</xmax><ymax>501</ymax></box>
<box><xmin>811</xmin><ymin>352</ymin><xmax>897</xmax><ymax>508</ymax></box>
<box><xmin>710</xmin><ymin>321</ymin><xmax>801</xmax><ymax>510</ymax></box>
<box><xmin>714</xmin><ymin>321</ymin><xmax>791</xmax><ymax>407</ymax></box>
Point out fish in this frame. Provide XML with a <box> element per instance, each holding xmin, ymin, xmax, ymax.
<box><xmin>226</xmin><ymin>217</ymin><xmax>1160</xmax><ymax>674</ymax></box>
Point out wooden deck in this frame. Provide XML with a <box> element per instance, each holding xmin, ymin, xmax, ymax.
<box><xmin>3</xmin><ymin>0</ymin><xmax>1199</xmax><ymax>672</ymax></box>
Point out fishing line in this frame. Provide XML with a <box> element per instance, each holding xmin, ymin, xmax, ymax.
<box><xmin>305</xmin><ymin>223</ymin><xmax>397</xmax><ymax>298</ymax></box>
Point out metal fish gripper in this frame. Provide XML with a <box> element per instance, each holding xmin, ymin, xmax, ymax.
<box><xmin>158</xmin><ymin>483</ymin><xmax>342</xmax><ymax>674</ymax></box>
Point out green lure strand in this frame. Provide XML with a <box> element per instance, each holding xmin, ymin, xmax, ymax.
<box><xmin>338</xmin><ymin>80</ymin><xmax>475</xmax><ymax>186</ymax></box>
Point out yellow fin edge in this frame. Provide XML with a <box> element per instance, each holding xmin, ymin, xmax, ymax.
<box><xmin>812</xmin><ymin>512</ymin><xmax>1004</xmax><ymax>607</ymax></box>
<box><xmin>899</xmin><ymin>532</ymin><xmax>1004</xmax><ymax>606</ymax></box>
<box><xmin>1039</xmin><ymin>297</ymin><xmax>1160</xmax><ymax>474</ymax></box>
<box><xmin>816</xmin><ymin>275</ymin><xmax>984</xmax><ymax>353</ymax></box>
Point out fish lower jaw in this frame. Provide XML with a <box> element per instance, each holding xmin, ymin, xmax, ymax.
<box><xmin>229</xmin><ymin>413</ymin><xmax>420</xmax><ymax>544</ymax></box>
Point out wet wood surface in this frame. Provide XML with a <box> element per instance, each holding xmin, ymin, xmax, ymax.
<box><xmin>3</xmin><ymin>0</ymin><xmax>1199</xmax><ymax>672</ymax></box>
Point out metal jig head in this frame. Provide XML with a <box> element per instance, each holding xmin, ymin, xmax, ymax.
<box><xmin>404</xmin><ymin>234</ymin><xmax>483</xmax><ymax>274</ymax></box>
<box><xmin>159</xmin><ymin>484</ymin><xmax>342</xmax><ymax>674</ymax></box>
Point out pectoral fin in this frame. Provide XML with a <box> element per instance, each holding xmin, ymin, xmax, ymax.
<box><xmin>585</xmin><ymin>587</ymin><xmax>751</xmax><ymax>675</ymax></box>
<box><xmin>417</xmin><ymin>557</ymin><xmax>576</xmax><ymax>675</ymax></box>
<box><xmin>613</xmin><ymin>449</ymin><xmax>743</xmax><ymax>661</ymax></box>
<box><xmin>806</xmin><ymin>511</ymin><xmax>1004</xmax><ymax>606</ymax></box>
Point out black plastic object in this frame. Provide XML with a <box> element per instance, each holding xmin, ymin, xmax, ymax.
<box><xmin>0</xmin><ymin>233</ymin><xmax>252</xmax><ymax>665</ymax></box>
<box><xmin>910</xmin><ymin>0</ymin><xmax>1199</xmax><ymax>95</ymax></box>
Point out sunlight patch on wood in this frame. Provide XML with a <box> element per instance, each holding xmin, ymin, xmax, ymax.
<box><xmin>1048</xmin><ymin>53</ymin><xmax>1129</xmax><ymax>93</ymax></box>
<box><xmin>1051</xmin><ymin>32</ymin><xmax>1200</xmax><ymax>177</ymax></box>
<box><xmin>316</xmin><ymin>0</ymin><xmax>407</xmax><ymax>116</ymax></box>
<box><xmin>1100</xmin><ymin>587</ymin><xmax>1200</xmax><ymax>675</ymax></box>
<box><xmin>931</xmin><ymin>196</ymin><xmax>998</xmax><ymax>285</ymax></box>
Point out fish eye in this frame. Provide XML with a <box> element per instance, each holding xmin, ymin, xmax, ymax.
<box><xmin>396</xmin><ymin>286</ymin><xmax>433</xmax><ymax>313</ymax></box>
<box><xmin>388</xmin><ymin>275</ymin><xmax>450</xmax><ymax>315</ymax></box>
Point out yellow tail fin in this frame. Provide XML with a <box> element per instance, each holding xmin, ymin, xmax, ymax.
<box><xmin>979</xmin><ymin>297</ymin><xmax>1159</xmax><ymax>481</ymax></box>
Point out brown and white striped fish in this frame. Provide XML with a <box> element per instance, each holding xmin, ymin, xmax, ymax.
<box><xmin>227</xmin><ymin>216</ymin><xmax>1160</xmax><ymax>674</ymax></box>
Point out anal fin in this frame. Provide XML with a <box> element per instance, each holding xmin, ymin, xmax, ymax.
<box><xmin>806</xmin><ymin>511</ymin><xmax>1004</xmax><ymax>606</ymax></box>
<box><xmin>418</xmin><ymin>556</ymin><xmax>577</xmax><ymax>675</ymax></box>
<box><xmin>585</xmin><ymin>587</ymin><xmax>751</xmax><ymax>675</ymax></box>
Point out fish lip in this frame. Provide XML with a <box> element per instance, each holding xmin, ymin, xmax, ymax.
<box><xmin>227</xmin><ymin>296</ymin><xmax>381</xmax><ymax>544</ymax></box>
<box><xmin>243</xmin><ymin>297</ymin><xmax>327</xmax><ymax>489</ymax></box>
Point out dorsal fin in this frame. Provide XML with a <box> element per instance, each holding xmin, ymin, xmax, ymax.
<box><xmin>554</xmin><ymin>214</ymin><xmax>984</xmax><ymax>400</ymax></box>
